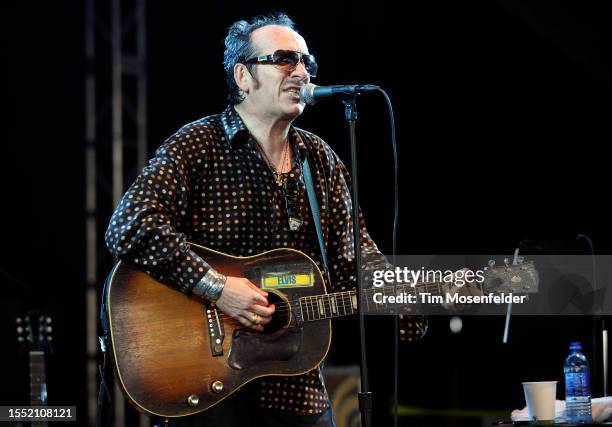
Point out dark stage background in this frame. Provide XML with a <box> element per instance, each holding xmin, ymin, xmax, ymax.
<box><xmin>6</xmin><ymin>1</ymin><xmax>611</xmax><ymax>426</ymax></box>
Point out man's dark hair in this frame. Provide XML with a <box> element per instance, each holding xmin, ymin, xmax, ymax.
<box><xmin>223</xmin><ymin>13</ymin><xmax>295</xmax><ymax>106</ymax></box>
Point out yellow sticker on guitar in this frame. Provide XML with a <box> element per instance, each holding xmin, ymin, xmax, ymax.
<box><xmin>262</xmin><ymin>272</ymin><xmax>314</xmax><ymax>289</ymax></box>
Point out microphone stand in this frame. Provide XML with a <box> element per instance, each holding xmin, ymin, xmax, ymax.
<box><xmin>502</xmin><ymin>248</ymin><xmax>521</xmax><ymax>344</ymax></box>
<box><xmin>342</xmin><ymin>96</ymin><xmax>373</xmax><ymax>427</ymax></box>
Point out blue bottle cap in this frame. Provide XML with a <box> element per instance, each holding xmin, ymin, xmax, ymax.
<box><xmin>569</xmin><ymin>341</ymin><xmax>582</xmax><ymax>351</ymax></box>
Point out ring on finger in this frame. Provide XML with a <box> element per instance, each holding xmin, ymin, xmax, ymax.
<box><xmin>251</xmin><ymin>312</ymin><xmax>259</xmax><ymax>324</ymax></box>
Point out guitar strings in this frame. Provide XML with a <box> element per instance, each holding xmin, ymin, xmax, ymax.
<box><xmin>210</xmin><ymin>294</ymin><xmax>354</xmax><ymax>317</ymax></box>
<box><xmin>208</xmin><ymin>280</ymin><xmax>459</xmax><ymax>321</ymax></box>
<box><xmin>209</xmin><ymin>279</ymin><xmax>488</xmax><ymax>327</ymax></box>
<box><xmin>203</xmin><ymin>272</ymin><xmax>519</xmax><ymax>325</ymax></box>
<box><xmin>209</xmin><ymin>293</ymin><xmax>357</xmax><ymax>322</ymax></box>
<box><xmin>207</xmin><ymin>282</ymin><xmax>448</xmax><ymax>323</ymax></box>
<box><xmin>208</xmin><ymin>276</ymin><xmax>492</xmax><ymax>326</ymax></box>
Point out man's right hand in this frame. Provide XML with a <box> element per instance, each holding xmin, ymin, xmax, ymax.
<box><xmin>215</xmin><ymin>276</ymin><xmax>275</xmax><ymax>331</ymax></box>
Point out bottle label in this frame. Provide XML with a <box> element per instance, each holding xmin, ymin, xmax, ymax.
<box><xmin>565</xmin><ymin>373</ymin><xmax>591</xmax><ymax>396</ymax></box>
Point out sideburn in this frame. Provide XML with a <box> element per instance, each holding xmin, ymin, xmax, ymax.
<box><xmin>247</xmin><ymin>65</ymin><xmax>260</xmax><ymax>90</ymax></box>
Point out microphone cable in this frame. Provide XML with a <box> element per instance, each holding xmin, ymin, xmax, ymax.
<box><xmin>576</xmin><ymin>233</ymin><xmax>606</xmax><ymax>397</ymax></box>
<box><xmin>375</xmin><ymin>87</ymin><xmax>401</xmax><ymax>427</ymax></box>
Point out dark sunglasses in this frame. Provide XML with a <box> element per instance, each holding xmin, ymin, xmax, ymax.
<box><xmin>244</xmin><ymin>50</ymin><xmax>318</xmax><ymax>78</ymax></box>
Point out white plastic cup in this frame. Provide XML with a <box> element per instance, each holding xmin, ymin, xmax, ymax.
<box><xmin>522</xmin><ymin>381</ymin><xmax>557</xmax><ymax>424</ymax></box>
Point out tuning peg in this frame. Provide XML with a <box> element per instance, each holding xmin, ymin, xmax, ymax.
<box><xmin>39</xmin><ymin>315</ymin><xmax>44</xmax><ymax>322</ymax></box>
<box><xmin>46</xmin><ymin>326</ymin><xmax>53</xmax><ymax>333</ymax></box>
<box><xmin>16</xmin><ymin>317</ymin><xmax>22</xmax><ymax>324</ymax></box>
<box><xmin>47</xmin><ymin>336</ymin><xmax>53</xmax><ymax>342</ymax></box>
<box><xmin>16</xmin><ymin>326</ymin><xmax>23</xmax><ymax>334</ymax></box>
<box><xmin>46</xmin><ymin>317</ymin><xmax>52</xmax><ymax>324</ymax></box>
<box><xmin>18</xmin><ymin>336</ymin><xmax>24</xmax><ymax>342</ymax></box>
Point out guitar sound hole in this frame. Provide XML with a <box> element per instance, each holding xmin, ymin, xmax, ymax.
<box><xmin>264</xmin><ymin>292</ymin><xmax>289</xmax><ymax>333</ymax></box>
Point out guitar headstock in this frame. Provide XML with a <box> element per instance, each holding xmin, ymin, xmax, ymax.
<box><xmin>16</xmin><ymin>310</ymin><xmax>53</xmax><ymax>353</ymax></box>
<box><xmin>482</xmin><ymin>257</ymin><xmax>539</xmax><ymax>294</ymax></box>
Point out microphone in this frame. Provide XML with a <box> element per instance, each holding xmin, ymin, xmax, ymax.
<box><xmin>299</xmin><ymin>83</ymin><xmax>380</xmax><ymax>105</ymax></box>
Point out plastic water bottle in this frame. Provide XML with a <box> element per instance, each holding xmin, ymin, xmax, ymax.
<box><xmin>563</xmin><ymin>341</ymin><xmax>593</xmax><ymax>423</ymax></box>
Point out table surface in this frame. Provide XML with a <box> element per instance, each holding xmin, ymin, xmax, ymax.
<box><xmin>493</xmin><ymin>423</ymin><xmax>612</xmax><ymax>426</ymax></box>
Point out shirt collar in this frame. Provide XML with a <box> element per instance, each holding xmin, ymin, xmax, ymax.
<box><xmin>220</xmin><ymin>105</ymin><xmax>248</xmax><ymax>146</ymax></box>
<box><xmin>220</xmin><ymin>105</ymin><xmax>308</xmax><ymax>162</ymax></box>
<box><xmin>288</xmin><ymin>126</ymin><xmax>308</xmax><ymax>163</ymax></box>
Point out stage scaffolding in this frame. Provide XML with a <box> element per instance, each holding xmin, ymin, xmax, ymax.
<box><xmin>84</xmin><ymin>0</ymin><xmax>148</xmax><ymax>425</ymax></box>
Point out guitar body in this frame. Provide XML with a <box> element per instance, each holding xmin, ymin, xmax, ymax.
<box><xmin>106</xmin><ymin>243</ymin><xmax>331</xmax><ymax>418</ymax></box>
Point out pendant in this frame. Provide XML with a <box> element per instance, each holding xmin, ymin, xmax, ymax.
<box><xmin>274</xmin><ymin>172</ymin><xmax>286</xmax><ymax>186</ymax></box>
<box><xmin>289</xmin><ymin>217</ymin><xmax>304</xmax><ymax>231</ymax></box>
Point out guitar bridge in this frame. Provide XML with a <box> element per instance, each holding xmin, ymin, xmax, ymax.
<box><xmin>203</xmin><ymin>299</ymin><xmax>225</xmax><ymax>356</ymax></box>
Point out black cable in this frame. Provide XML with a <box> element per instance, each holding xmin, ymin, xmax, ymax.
<box><xmin>376</xmin><ymin>87</ymin><xmax>400</xmax><ymax>427</ymax></box>
<box><xmin>576</xmin><ymin>233</ymin><xmax>602</xmax><ymax>396</ymax></box>
<box><xmin>96</xmin><ymin>351</ymin><xmax>112</xmax><ymax>427</ymax></box>
<box><xmin>0</xmin><ymin>269</ymin><xmax>33</xmax><ymax>293</ymax></box>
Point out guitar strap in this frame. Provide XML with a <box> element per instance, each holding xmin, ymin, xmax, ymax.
<box><xmin>302</xmin><ymin>157</ymin><xmax>328</xmax><ymax>268</ymax></box>
<box><xmin>302</xmin><ymin>156</ymin><xmax>334</xmax><ymax>396</ymax></box>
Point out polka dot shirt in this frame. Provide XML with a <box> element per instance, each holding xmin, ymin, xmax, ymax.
<box><xmin>105</xmin><ymin>106</ymin><xmax>399</xmax><ymax>414</ymax></box>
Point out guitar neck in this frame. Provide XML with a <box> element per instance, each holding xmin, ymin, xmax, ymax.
<box><xmin>29</xmin><ymin>351</ymin><xmax>48</xmax><ymax>427</ymax></box>
<box><xmin>29</xmin><ymin>350</ymin><xmax>48</xmax><ymax>405</ymax></box>
<box><xmin>298</xmin><ymin>282</ymin><xmax>447</xmax><ymax>322</ymax></box>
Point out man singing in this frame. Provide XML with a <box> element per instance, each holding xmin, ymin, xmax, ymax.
<box><xmin>106</xmin><ymin>12</ymin><xmax>423</xmax><ymax>426</ymax></box>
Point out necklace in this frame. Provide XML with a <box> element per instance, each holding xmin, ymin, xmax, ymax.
<box><xmin>257</xmin><ymin>139</ymin><xmax>291</xmax><ymax>186</ymax></box>
<box><xmin>256</xmin><ymin>139</ymin><xmax>305</xmax><ymax>231</ymax></box>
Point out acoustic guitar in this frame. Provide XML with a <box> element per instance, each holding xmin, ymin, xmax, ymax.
<box><xmin>104</xmin><ymin>243</ymin><xmax>537</xmax><ymax>418</ymax></box>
